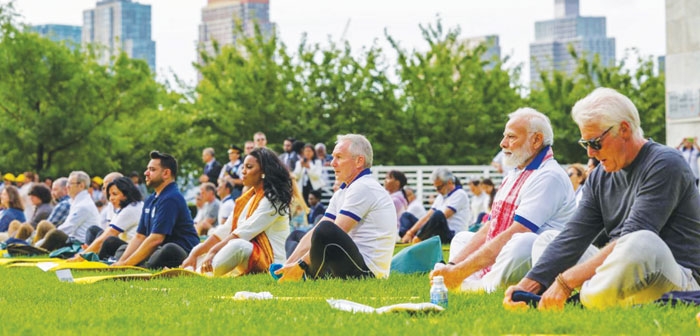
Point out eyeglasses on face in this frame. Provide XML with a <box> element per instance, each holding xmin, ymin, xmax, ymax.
<box><xmin>578</xmin><ymin>126</ymin><xmax>613</xmax><ymax>151</ymax></box>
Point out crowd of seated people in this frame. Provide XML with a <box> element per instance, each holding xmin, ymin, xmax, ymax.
<box><xmin>2</xmin><ymin>98</ymin><xmax>698</xmax><ymax>311</ymax></box>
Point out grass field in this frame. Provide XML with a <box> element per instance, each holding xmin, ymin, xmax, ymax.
<box><xmin>1</xmin><ymin>264</ymin><xmax>698</xmax><ymax>335</ymax></box>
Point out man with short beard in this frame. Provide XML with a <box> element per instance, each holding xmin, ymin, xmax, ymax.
<box><xmin>430</xmin><ymin>108</ymin><xmax>576</xmax><ymax>292</ymax></box>
<box><xmin>111</xmin><ymin>151</ymin><xmax>199</xmax><ymax>269</ymax></box>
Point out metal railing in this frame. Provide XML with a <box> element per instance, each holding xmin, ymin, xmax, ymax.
<box><xmin>319</xmin><ymin>165</ymin><xmax>504</xmax><ymax>209</ymax></box>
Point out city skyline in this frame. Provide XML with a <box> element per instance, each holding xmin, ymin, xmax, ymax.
<box><xmin>12</xmin><ymin>0</ymin><xmax>665</xmax><ymax>88</ymax></box>
<box><xmin>529</xmin><ymin>0</ymin><xmax>616</xmax><ymax>85</ymax></box>
<box><xmin>82</xmin><ymin>0</ymin><xmax>156</xmax><ymax>71</ymax></box>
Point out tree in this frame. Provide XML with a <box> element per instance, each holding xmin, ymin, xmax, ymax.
<box><xmin>388</xmin><ymin>19</ymin><xmax>524</xmax><ymax>165</ymax></box>
<box><xmin>0</xmin><ymin>16</ymin><xmax>160</xmax><ymax>177</ymax></box>
<box><xmin>528</xmin><ymin>48</ymin><xmax>666</xmax><ymax>164</ymax></box>
<box><xmin>194</xmin><ymin>25</ymin><xmax>402</xmax><ymax>163</ymax></box>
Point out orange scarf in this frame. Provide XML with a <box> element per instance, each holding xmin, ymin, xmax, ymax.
<box><xmin>229</xmin><ymin>185</ymin><xmax>274</xmax><ymax>274</ymax></box>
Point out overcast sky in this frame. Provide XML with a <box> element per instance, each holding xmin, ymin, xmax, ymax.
<box><xmin>12</xmin><ymin>0</ymin><xmax>666</xmax><ymax>87</ymax></box>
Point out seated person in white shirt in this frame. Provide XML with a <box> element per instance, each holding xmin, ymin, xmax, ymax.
<box><xmin>401</xmin><ymin>168</ymin><xmax>471</xmax><ymax>244</ymax></box>
<box><xmin>431</xmin><ymin>108</ymin><xmax>575</xmax><ymax>292</ymax></box>
<box><xmin>399</xmin><ymin>187</ymin><xmax>426</xmax><ymax>234</ymax></box>
<box><xmin>181</xmin><ymin>148</ymin><xmax>292</xmax><ymax>276</ymax></box>
<box><xmin>467</xmin><ymin>179</ymin><xmax>490</xmax><ymax>229</ymax></box>
<box><xmin>276</xmin><ymin>134</ymin><xmax>397</xmax><ymax>281</ymax></box>
<box><xmin>194</xmin><ymin>182</ymin><xmax>220</xmax><ymax>236</ymax></box>
<box><xmin>36</xmin><ymin>171</ymin><xmax>100</xmax><ymax>251</ymax></box>
<box><xmin>217</xmin><ymin>180</ymin><xmax>235</xmax><ymax>226</ymax></box>
<box><xmin>68</xmin><ymin>177</ymin><xmax>144</xmax><ymax>261</ymax></box>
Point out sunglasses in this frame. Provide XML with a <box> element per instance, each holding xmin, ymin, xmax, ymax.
<box><xmin>578</xmin><ymin>126</ymin><xmax>613</xmax><ymax>151</ymax></box>
<box><xmin>435</xmin><ymin>183</ymin><xmax>446</xmax><ymax>192</ymax></box>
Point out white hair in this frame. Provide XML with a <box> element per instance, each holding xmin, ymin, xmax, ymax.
<box><xmin>203</xmin><ymin>147</ymin><xmax>215</xmax><ymax>156</ymax></box>
<box><xmin>571</xmin><ymin>87</ymin><xmax>644</xmax><ymax>139</ymax></box>
<box><xmin>336</xmin><ymin>134</ymin><xmax>373</xmax><ymax>168</ymax></box>
<box><xmin>508</xmin><ymin>107</ymin><xmax>554</xmax><ymax>146</ymax></box>
<box><xmin>431</xmin><ymin>167</ymin><xmax>453</xmax><ymax>183</ymax></box>
<box><xmin>69</xmin><ymin>171</ymin><xmax>90</xmax><ymax>188</ymax></box>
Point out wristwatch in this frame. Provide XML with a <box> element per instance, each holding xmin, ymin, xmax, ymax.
<box><xmin>297</xmin><ymin>259</ymin><xmax>309</xmax><ymax>271</ymax></box>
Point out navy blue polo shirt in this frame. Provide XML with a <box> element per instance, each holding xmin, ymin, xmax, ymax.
<box><xmin>137</xmin><ymin>182</ymin><xmax>199</xmax><ymax>253</ymax></box>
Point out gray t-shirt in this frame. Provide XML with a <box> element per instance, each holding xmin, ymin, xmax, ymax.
<box><xmin>527</xmin><ymin>141</ymin><xmax>700</xmax><ymax>287</ymax></box>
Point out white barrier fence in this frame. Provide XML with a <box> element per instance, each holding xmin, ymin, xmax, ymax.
<box><xmin>320</xmin><ymin>165</ymin><xmax>504</xmax><ymax>209</ymax></box>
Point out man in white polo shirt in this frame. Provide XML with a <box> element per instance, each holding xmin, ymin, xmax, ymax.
<box><xmin>38</xmin><ymin>171</ymin><xmax>101</xmax><ymax>251</ymax></box>
<box><xmin>277</xmin><ymin>134</ymin><xmax>397</xmax><ymax>280</ymax></box>
<box><xmin>430</xmin><ymin>108</ymin><xmax>576</xmax><ymax>292</ymax></box>
<box><xmin>401</xmin><ymin>168</ymin><xmax>470</xmax><ymax>244</ymax></box>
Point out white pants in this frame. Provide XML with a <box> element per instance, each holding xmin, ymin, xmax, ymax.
<box><xmin>535</xmin><ymin>230</ymin><xmax>700</xmax><ymax>309</ymax></box>
<box><xmin>448</xmin><ymin>231</ymin><xmax>538</xmax><ymax>293</ymax></box>
<box><xmin>210</xmin><ymin>239</ymin><xmax>254</xmax><ymax>277</ymax></box>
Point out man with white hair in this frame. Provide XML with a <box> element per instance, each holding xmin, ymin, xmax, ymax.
<box><xmin>400</xmin><ymin>167</ymin><xmax>471</xmax><ymax>244</ymax></box>
<box><xmin>431</xmin><ymin>107</ymin><xmax>576</xmax><ymax>292</ymax></box>
<box><xmin>38</xmin><ymin>171</ymin><xmax>101</xmax><ymax>250</ymax></box>
<box><xmin>277</xmin><ymin>134</ymin><xmax>397</xmax><ymax>280</ymax></box>
<box><xmin>504</xmin><ymin>88</ymin><xmax>700</xmax><ymax>310</ymax></box>
<box><xmin>315</xmin><ymin>143</ymin><xmax>333</xmax><ymax>166</ymax></box>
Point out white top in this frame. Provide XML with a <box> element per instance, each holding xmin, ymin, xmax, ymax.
<box><xmin>470</xmin><ymin>192</ymin><xmax>490</xmax><ymax>223</ymax></box>
<box><xmin>495</xmin><ymin>158</ymin><xmax>576</xmax><ymax>233</ymax></box>
<box><xmin>58</xmin><ymin>190</ymin><xmax>100</xmax><ymax>243</ymax></box>
<box><xmin>407</xmin><ymin>199</ymin><xmax>427</xmax><ymax>219</ymax></box>
<box><xmin>212</xmin><ymin>196</ymin><xmax>290</xmax><ymax>264</ymax></box>
<box><xmin>325</xmin><ymin>170</ymin><xmax>397</xmax><ymax>278</ymax></box>
<box><xmin>679</xmin><ymin>147</ymin><xmax>700</xmax><ymax>178</ymax></box>
<box><xmin>293</xmin><ymin>159</ymin><xmax>325</xmax><ymax>191</ymax></box>
<box><xmin>20</xmin><ymin>182</ymin><xmax>34</xmax><ymax>223</ymax></box>
<box><xmin>218</xmin><ymin>196</ymin><xmax>235</xmax><ymax>225</ymax></box>
<box><xmin>109</xmin><ymin>201</ymin><xmax>144</xmax><ymax>241</ymax></box>
<box><xmin>431</xmin><ymin>187</ymin><xmax>471</xmax><ymax>233</ymax></box>
<box><xmin>99</xmin><ymin>202</ymin><xmax>116</xmax><ymax>230</ymax></box>
<box><xmin>194</xmin><ymin>199</ymin><xmax>220</xmax><ymax>224</ymax></box>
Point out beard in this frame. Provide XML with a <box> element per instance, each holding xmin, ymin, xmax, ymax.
<box><xmin>503</xmin><ymin>145</ymin><xmax>536</xmax><ymax>169</ymax></box>
<box><xmin>146</xmin><ymin>176</ymin><xmax>163</xmax><ymax>189</ymax></box>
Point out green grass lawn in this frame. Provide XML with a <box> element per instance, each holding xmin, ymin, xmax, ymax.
<box><xmin>1</xmin><ymin>265</ymin><xmax>698</xmax><ymax>335</ymax></box>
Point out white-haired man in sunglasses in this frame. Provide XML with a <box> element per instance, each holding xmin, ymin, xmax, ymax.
<box><xmin>504</xmin><ymin>88</ymin><xmax>700</xmax><ymax>310</ymax></box>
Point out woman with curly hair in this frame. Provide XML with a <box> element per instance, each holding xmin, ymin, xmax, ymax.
<box><xmin>182</xmin><ymin>147</ymin><xmax>293</xmax><ymax>276</ymax></box>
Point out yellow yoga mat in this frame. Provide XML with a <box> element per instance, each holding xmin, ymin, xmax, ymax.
<box><xmin>0</xmin><ymin>257</ymin><xmax>62</xmax><ymax>266</ymax></box>
<box><xmin>40</xmin><ymin>261</ymin><xmax>149</xmax><ymax>272</ymax></box>
<box><xmin>72</xmin><ymin>268</ymin><xmax>207</xmax><ymax>284</ymax></box>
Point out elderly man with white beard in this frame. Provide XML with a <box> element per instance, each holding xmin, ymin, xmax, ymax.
<box><xmin>430</xmin><ymin>108</ymin><xmax>576</xmax><ymax>292</ymax></box>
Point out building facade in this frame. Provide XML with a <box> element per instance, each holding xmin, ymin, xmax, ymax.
<box><xmin>665</xmin><ymin>0</ymin><xmax>700</xmax><ymax>146</ymax></box>
<box><xmin>459</xmin><ymin>35</ymin><xmax>501</xmax><ymax>70</ymax></box>
<box><xmin>31</xmin><ymin>24</ymin><xmax>82</xmax><ymax>49</ymax></box>
<box><xmin>82</xmin><ymin>0</ymin><xmax>156</xmax><ymax>71</ymax></box>
<box><xmin>529</xmin><ymin>0</ymin><xmax>615</xmax><ymax>86</ymax></box>
<box><xmin>198</xmin><ymin>0</ymin><xmax>273</xmax><ymax>64</ymax></box>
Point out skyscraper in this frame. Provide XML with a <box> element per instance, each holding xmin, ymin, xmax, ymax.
<box><xmin>529</xmin><ymin>0</ymin><xmax>615</xmax><ymax>86</ymax></box>
<box><xmin>198</xmin><ymin>0</ymin><xmax>274</xmax><ymax>61</ymax></box>
<box><xmin>82</xmin><ymin>0</ymin><xmax>156</xmax><ymax>71</ymax></box>
<box><xmin>665</xmin><ymin>0</ymin><xmax>700</xmax><ymax>146</ymax></box>
<box><xmin>31</xmin><ymin>24</ymin><xmax>82</xmax><ymax>49</ymax></box>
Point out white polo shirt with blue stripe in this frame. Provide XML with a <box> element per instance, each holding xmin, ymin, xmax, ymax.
<box><xmin>497</xmin><ymin>154</ymin><xmax>576</xmax><ymax>233</ymax></box>
<box><xmin>431</xmin><ymin>187</ymin><xmax>471</xmax><ymax>233</ymax></box>
<box><xmin>324</xmin><ymin>169</ymin><xmax>397</xmax><ymax>278</ymax></box>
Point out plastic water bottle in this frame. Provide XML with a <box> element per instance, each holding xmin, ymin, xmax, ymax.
<box><xmin>430</xmin><ymin>275</ymin><xmax>448</xmax><ymax>308</ymax></box>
